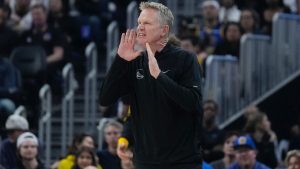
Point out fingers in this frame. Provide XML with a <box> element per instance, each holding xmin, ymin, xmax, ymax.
<box><xmin>117</xmin><ymin>145</ymin><xmax>128</xmax><ymax>160</ymax></box>
<box><xmin>146</xmin><ymin>43</ymin><xmax>154</xmax><ymax>59</ymax></box>
<box><xmin>123</xmin><ymin>29</ymin><xmax>136</xmax><ymax>44</ymax></box>
<box><xmin>120</xmin><ymin>33</ymin><xmax>125</xmax><ymax>43</ymax></box>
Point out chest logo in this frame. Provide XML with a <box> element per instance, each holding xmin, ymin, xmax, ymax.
<box><xmin>136</xmin><ymin>69</ymin><xmax>144</xmax><ymax>79</ymax></box>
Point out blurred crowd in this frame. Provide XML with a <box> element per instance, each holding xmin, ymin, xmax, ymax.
<box><xmin>1</xmin><ymin>0</ymin><xmax>300</xmax><ymax>169</ymax></box>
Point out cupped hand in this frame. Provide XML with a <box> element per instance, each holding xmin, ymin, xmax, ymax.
<box><xmin>117</xmin><ymin>29</ymin><xmax>142</xmax><ymax>61</ymax></box>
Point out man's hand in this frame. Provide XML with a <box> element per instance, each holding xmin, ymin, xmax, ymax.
<box><xmin>117</xmin><ymin>138</ymin><xmax>132</xmax><ymax>160</ymax></box>
<box><xmin>146</xmin><ymin>43</ymin><xmax>161</xmax><ymax>79</ymax></box>
<box><xmin>117</xmin><ymin>29</ymin><xmax>141</xmax><ymax>61</ymax></box>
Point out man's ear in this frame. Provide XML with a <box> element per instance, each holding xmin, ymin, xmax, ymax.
<box><xmin>162</xmin><ymin>25</ymin><xmax>169</xmax><ymax>37</ymax></box>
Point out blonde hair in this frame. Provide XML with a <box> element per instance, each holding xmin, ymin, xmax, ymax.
<box><xmin>285</xmin><ymin>150</ymin><xmax>300</xmax><ymax>166</ymax></box>
<box><xmin>139</xmin><ymin>2</ymin><xmax>174</xmax><ymax>34</ymax></box>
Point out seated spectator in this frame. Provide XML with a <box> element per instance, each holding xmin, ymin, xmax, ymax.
<box><xmin>210</xmin><ymin>131</ymin><xmax>239</xmax><ymax>169</ymax></box>
<box><xmin>285</xmin><ymin>150</ymin><xmax>300</xmax><ymax>169</ymax></box>
<box><xmin>20</xmin><ymin>4</ymin><xmax>67</xmax><ymax>94</ymax></box>
<box><xmin>0</xmin><ymin>114</ymin><xmax>29</xmax><ymax>169</ymax></box>
<box><xmin>0</xmin><ymin>58</ymin><xmax>20</xmax><ymax>122</ymax></box>
<box><xmin>198</xmin><ymin>0</ymin><xmax>223</xmax><ymax>54</ymax></box>
<box><xmin>58</xmin><ymin>133</ymin><xmax>95</xmax><ymax>169</ymax></box>
<box><xmin>214</xmin><ymin>22</ymin><xmax>242</xmax><ymax>58</ymax></box>
<box><xmin>179</xmin><ymin>35</ymin><xmax>208</xmax><ymax>70</ymax></box>
<box><xmin>261</xmin><ymin>0</ymin><xmax>291</xmax><ymax>35</ymax></box>
<box><xmin>239</xmin><ymin>9</ymin><xmax>260</xmax><ymax>35</ymax></box>
<box><xmin>14</xmin><ymin>132</ymin><xmax>45</xmax><ymax>169</ymax></box>
<box><xmin>228</xmin><ymin>135</ymin><xmax>271</xmax><ymax>169</ymax></box>
<box><xmin>72</xmin><ymin>147</ymin><xmax>102</xmax><ymax>169</ymax></box>
<box><xmin>244</xmin><ymin>112</ymin><xmax>278</xmax><ymax>168</ymax></box>
<box><xmin>202</xmin><ymin>100</ymin><xmax>225</xmax><ymax>162</ymax></box>
<box><xmin>0</xmin><ymin>5</ymin><xmax>18</xmax><ymax>58</ymax></box>
<box><xmin>97</xmin><ymin>120</ymin><xmax>123</xmax><ymax>169</ymax></box>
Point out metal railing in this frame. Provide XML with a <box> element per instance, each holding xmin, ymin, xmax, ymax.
<box><xmin>239</xmin><ymin>34</ymin><xmax>271</xmax><ymax>105</ymax></box>
<box><xmin>39</xmin><ymin>84</ymin><xmax>52</xmax><ymax>168</ymax></box>
<box><xmin>272</xmin><ymin>13</ymin><xmax>300</xmax><ymax>86</ymax></box>
<box><xmin>127</xmin><ymin>1</ymin><xmax>138</xmax><ymax>29</ymax></box>
<box><xmin>204</xmin><ymin>55</ymin><xmax>239</xmax><ymax>124</ymax></box>
<box><xmin>84</xmin><ymin>42</ymin><xmax>98</xmax><ymax>131</ymax></box>
<box><xmin>61</xmin><ymin>63</ymin><xmax>77</xmax><ymax>155</ymax></box>
<box><xmin>209</xmin><ymin>13</ymin><xmax>300</xmax><ymax>128</ymax></box>
<box><xmin>106</xmin><ymin>21</ymin><xmax>119</xmax><ymax>73</ymax></box>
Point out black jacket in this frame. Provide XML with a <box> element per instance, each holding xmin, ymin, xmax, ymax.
<box><xmin>100</xmin><ymin>43</ymin><xmax>203</xmax><ymax>169</ymax></box>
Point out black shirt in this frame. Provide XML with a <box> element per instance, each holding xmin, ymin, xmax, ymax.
<box><xmin>97</xmin><ymin>149</ymin><xmax>122</xmax><ymax>169</ymax></box>
<box><xmin>100</xmin><ymin>43</ymin><xmax>203</xmax><ymax>169</ymax></box>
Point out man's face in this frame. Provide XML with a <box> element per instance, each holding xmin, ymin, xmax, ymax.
<box><xmin>226</xmin><ymin>24</ymin><xmax>241</xmax><ymax>42</ymax></box>
<box><xmin>202</xmin><ymin>5</ymin><xmax>219</xmax><ymax>20</ymax></box>
<box><xmin>31</xmin><ymin>7</ymin><xmax>47</xmax><ymax>28</ymax></box>
<box><xmin>136</xmin><ymin>8</ymin><xmax>166</xmax><ymax>47</ymax></box>
<box><xmin>240</xmin><ymin>10</ymin><xmax>255</xmax><ymax>30</ymax></box>
<box><xmin>203</xmin><ymin>102</ymin><xmax>217</xmax><ymax>121</ymax></box>
<box><xmin>288</xmin><ymin>156</ymin><xmax>300</xmax><ymax>169</ymax></box>
<box><xmin>181</xmin><ymin>39</ymin><xmax>195</xmax><ymax>53</ymax></box>
<box><xmin>19</xmin><ymin>141</ymin><xmax>38</xmax><ymax>160</ymax></box>
<box><xmin>235</xmin><ymin>147</ymin><xmax>257</xmax><ymax>167</ymax></box>
<box><xmin>104</xmin><ymin>125</ymin><xmax>121</xmax><ymax>148</ymax></box>
<box><xmin>223</xmin><ymin>135</ymin><xmax>238</xmax><ymax>156</ymax></box>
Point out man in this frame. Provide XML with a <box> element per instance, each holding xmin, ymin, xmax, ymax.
<box><xmin>99</xmin><ymin>2</ymin><xmax>203</xmax><ymax>169</ymax></box>
<box><xmin>20</xmin><ymin>3</ymin><xmax>66</xmax><ymax>98</ymax></box>
<box><xmin>202</xmin><ymin>100</ymin><xmax>224</xmax><ymax>162</ymax></box>
<box><xmin>0</xmin><ymin>114</ymin><xmax>29</xmax><ymax>169</ymax></box>
<box><xmin>97</xmin><ymin>120</ymin><xmax>123</xmax><ymax>169</ymax></box>
<box><xmin>228</xmin><ymin>135</ymin><xmax>271</xmax><ymax>169</ymax></box>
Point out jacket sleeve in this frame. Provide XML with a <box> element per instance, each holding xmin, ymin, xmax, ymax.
<box><xmin>99</xmin><ymin>55</ymin><xmax>132</xmax><ymax>106</ymax></box>
<box><xmin>156</xmin><ymin>53</ymin><xmax>202</xmax><ymax>113</ymax></box>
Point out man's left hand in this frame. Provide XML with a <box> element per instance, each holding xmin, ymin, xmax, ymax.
<box><xmin>146</xmin><ymin>43</ymin><xmax>161</xmax><ymax>79</ymax></box>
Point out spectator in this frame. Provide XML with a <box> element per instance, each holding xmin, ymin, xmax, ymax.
<box><xmin>97</xmin><ymin>120</ymin><xmax>123</xmax><ymax>169</ymax></box>
<box><xmin>219</xmin><ymin>0</ymin><xmax>241</xmax><ymax>23</ymax></box>
<box><xmin>202</xmin><ymin>100</ymin><xmax>225</xmax><ymax>162</ymax></box>
<box><xmin>244</xmin><ymin>112</ymin><xmax>278</xmax><ymax>168</ymax></box>
<box><xmin>228</xmin><ymin>135</ymin><xmax>271</xmax><ymax>169</ymax></box>
<box><xmin>0</xmin><ymin>114</ymin><xmax>29</xmax><ymax>169</ymax></box>
<box><xmin>58</xmin><ymin>133</ymin><xmax>95</xmax><ymax>169</ymax></box>
<box><xmin>179</xmin><ymin>35</ymin><xmax>208</xmax><ymax>69</ymax></box>
<box><xmin>0</xmin><ymin>58</ymin><xmax>19</xmax><ymax>118</ymax></box>
<box><xmin>72</xmin><ymin>147</ymin><xmax>102</xmax><ymax>169</ymax></box>
<box><xmin>261</xmin><ymin>0</ymin><xmax>291</xmax><ymax>35</ymax></box>
<box><xmin>239</xmin><ymin>9</ymin><xmax>260</xmax><ymax>34</ymax></box>
<box><xmin>214</xmin><ymin>22</ymin><xmax>242</xmax><ymax>58</ymax></box>
<box><xmin>48</xmin><ymin>0</ymin><xmax>84</xmax><ymax>73</ymax></box>
<box><xmin>210</xmin><ymin>131</ymin><xmax>239</xmax><ymax>169</ymax></box>
<box><xmin>285</xmin><ymin>150</ymin><xmax>300</xmax><ymax>169</ymax></box>
<box><xmin>198</xmin><ymin>0</ymin><xmax>223</xmax><ymax>54</ymax></box>
<box><xmin>14</xmin><ymin>132</ymin><xmax>45</xmax><ymax>169</ymax></box>
<box><xmin>20</xmin><ymin>4</ymin><xmax>67</xmax><ymax>94</ymax></box>
<box><xmin>0</xmin><ymin>5</ymin><xmax>18</xmax><ymax>58</ymax></box>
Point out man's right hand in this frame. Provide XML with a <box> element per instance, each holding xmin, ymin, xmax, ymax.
<box><xmin>117</xmin><ymin>29</ymin><xmax>141</xmax><ymax>61</ymax></box>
